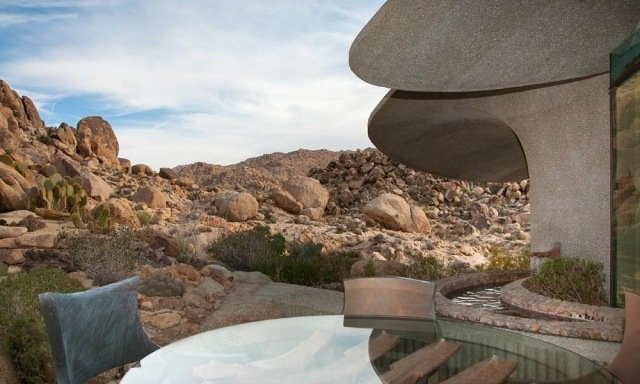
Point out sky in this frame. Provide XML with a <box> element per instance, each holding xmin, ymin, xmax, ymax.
<box><xmin>0</xmin><ymin>0</ymin><xmax>387</xmax><ymax>169</ymax></box>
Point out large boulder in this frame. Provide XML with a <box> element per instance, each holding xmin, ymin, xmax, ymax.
<box><xmin>0</xmin><ymin>80</ymin><xmax>46</xmax><ymax>146</ymax></box>
<box><xmin>21</xmin><ymin>96</ymin><xmax>45</xmax><ymax>131</ymax></box>
<box><xmin>283</xmin><ymin>177</ymin><xmax>329</xmax><ymax>209</ymax></box>
<box><xmin>215</xmin><ymin>192</ymin><xmax>259</xmax><ymax>222</ymax></box>
<box><xmin>75</xmin><ymin>116</ymin><xmax>120</xmax><ymax>167</ymax></box>
<box><xmin>131</xmin><ymin>163</ymin><xmax>154</xmax><ymax>176</ymax></box>
<box><xmin>131</xmin><ymin>186</ymin><xmax>167</xmax><ymax>209</ymax></box>
<box><xmin>364</xmin><ymin>193</ymin><xmax>431</xmax><ymax>233</ymax></box>
<box><xmin>0</xmin><ymin>162</ymin><xmax>33</xmax><ymax>212</ymax></box>
<box><xmin>271</xmin><ymin>186</ymin><xmax>303</xmax><ymax>214</ymax></box>
<box><xmin>273</xmin><ymin>176</ymin><xmax>329</xmax><ymax>220</ymax></box>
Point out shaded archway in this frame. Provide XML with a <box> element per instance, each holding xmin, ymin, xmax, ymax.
<box><xmin>369</xmin><ymin>89</ymin><xmax>528</xmax><ymax>183</ymax></box>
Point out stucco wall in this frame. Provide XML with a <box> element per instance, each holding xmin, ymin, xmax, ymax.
<box><xmin>502</xmin><ymin>75</ymin><xmax>611</xmax><ymax>285</ymax></box>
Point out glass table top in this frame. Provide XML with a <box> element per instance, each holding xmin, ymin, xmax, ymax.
<box><xmin>121</xmin><ymin>315</ymin><xmax>619</xmax><ymax>384</ymax></box>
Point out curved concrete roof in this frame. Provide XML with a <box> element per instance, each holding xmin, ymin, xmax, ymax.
<box><xmin>368</xmin><ymin>75</ymin><xmax>608</xmax><ymax>182</ymax></box>
<box><xmin>350</xmin><ymin>0</ymin><xmax>640</xmax><ymax>92</ymax></box>
<box><xmin>369</xmin><ymin>90</ymin><xmax>528</xmax><ymax>182</ymax></box>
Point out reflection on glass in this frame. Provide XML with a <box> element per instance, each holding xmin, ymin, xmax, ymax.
<box><xmin>613</xmin><ymin>66</ymin><xmax>640</xmax><ymax>306</ymax></box>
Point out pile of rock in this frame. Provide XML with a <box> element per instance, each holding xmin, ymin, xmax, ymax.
<box><xmin>309</xmin><ymin>148</ymin><xmax>530</xmax><ymax>240</ymax></box>
<box><xmin>137</xmin><ymin>263</ymin><xmax>234</xmax><ymax>345</ymax></box>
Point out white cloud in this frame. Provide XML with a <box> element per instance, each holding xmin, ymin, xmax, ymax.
<box><xmin>0</xmin><ymin>1</ymin><xmax>387</xmax><ymax>168</ymax></box>
<box><xmin>0</xmin><ymin>12</ymin><xmax>76</xmax><ymax>26</ymax></box>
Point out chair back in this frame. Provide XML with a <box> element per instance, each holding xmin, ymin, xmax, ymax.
<box><xmin>38</xmin><ymin>276</ymin><xmax>159</xmax><ymax>384</ymax></box>
<box><xmin>343</xmin><ymin>277</ymin><xmax>436</xmax><ymax>319</ymax></box>
<box><xmin>607</xmin><ymin>291</ymin><xmax>640</xmax><ymax>384</ymax></box>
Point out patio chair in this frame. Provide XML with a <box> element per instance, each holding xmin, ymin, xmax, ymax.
<box><xmin>606</xmin><ymin>291</ymin><xmax>640</xmax><ymax>384</ymax></box>
<box><xmin>38</xmin><ymin>276</ymin><xmax>159</xmax><ymax>384</ymax></box>
<box><xmin>343</xmin><ymin>277</ymin><xmax>436</xmax><ymax>319</ymax></box>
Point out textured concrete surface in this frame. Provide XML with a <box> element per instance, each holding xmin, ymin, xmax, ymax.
<box><xmin>436</xmin><ymin>272</ymin><xmax>623</xmax><ymax>342</ymax></box>
<box><xmin>369</xmin><ymin>75</ymin><xmax>612</xmax><ymax>286</ymax></box>
<box><xmin>350</xmin><ymin>0</ymin><xmax>640</xmax><ymax>91</ymax></box>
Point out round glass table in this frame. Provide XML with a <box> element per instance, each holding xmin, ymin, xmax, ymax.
<box><xmin>121</xmin><ymin>315</ymin><xmax>619</xmax><ymax>383</ymax></box>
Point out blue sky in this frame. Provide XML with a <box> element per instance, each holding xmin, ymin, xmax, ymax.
<box><xmin>0</xmin><ymin>1</ymin><xmax>387</xmax><ymax>169</ymax></box>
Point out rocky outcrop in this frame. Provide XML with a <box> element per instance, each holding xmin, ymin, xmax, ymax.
<box><xmin>0</xmin><ymin>162</ymin><xmax>33</xmax><ymax>212</ymax></box>
<box><xmin>76</xmin><ymin>116</ymin><xmax>120</xmax><ymax>167</ymax></box>
<box><xmin>364</xmin><ymin>193</ymin><xmax>431</xmax><ymax>233</ymax></box>
<box><xmin>0</xmin><ymin>80</ymin><xmax>46</xmax><ymax>151</ymax></box>
<box><xmin>215</xmin><ymin>192</ymin><xmax>259</xmax><ymax>222</ymax></box>
<box><xmin>49</xmin><ymin>123</ymin><xmax>78</xmax><ymax>157</ymax></box>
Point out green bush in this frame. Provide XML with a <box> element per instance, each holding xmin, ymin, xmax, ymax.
<box><xmin>136</xmin><ymin>210</ymin><xmax>151</xmax><ymax>227</ymax></box>
<box><xmin>525</xmin><ymin>257</ymin><xmax>607</xmax><ymax>305</ymax></box>
<box><xmin>62</xmin><ymin>227</ymin><xmax>151</xmax><ymax>285</ymax></box>
<box><xmin>481</xmin><ymin>246</ymin><xmax>531</xmax><ymax>271</ymax></box>
<box><xmin>207</xmin><ymin>226</ymin><xmax>357</xmax><ymax>287</ymax></box>
<box><xmin>403</xmin><ymin>255</ymin><xmax>449</xmax><ymax>281</ymax></box>
<box><xmin>139</xmin><ymin>271</ymin><xmax>185</xmax><ymax>297</ymax></box>
<box><xmin>0</xmin><ymin>268</ymin><xmax>84</xmax><ymax>383</ymax></box>
<box><xmin>207</xmin><ymin>226</ymin><xmax>285</xmax><ymax>271</ymax></box>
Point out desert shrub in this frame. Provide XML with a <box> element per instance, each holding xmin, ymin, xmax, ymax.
<box><xmin>136</xmin><ymin>210</ymin><xmax>151</xmax><ymax>227</ymax></box>
<box><xmin>524</xmin><ymin>257</ymin><xmax>607</xmax><ymax>305</ymax></box>
<box><xmin>139</xmin><ymin>271</ymin><xmax>185</xmax><ymax>297</ymax></box>
<box><xmin>207</xmin><ymin>226</ymin><xmax>285</xmax><ymax>271</ymax></box>
<box><xmin>403</xmin><ymin>255</ymin><xmax>448</xmax><ymax>281</ymax></box>
<box><xmin>0</xmin><ymin>268</ymin><xmax>84</xmax><ymax>383</ymax></box>
<box><xmin>23</xmin><ymin>249</ymin><xmax>74</xmax><ymax>272</ymax></box>
<box><xmin>207</xmin><ymin>226</ymin><xmax>357</xmax><ymax>287</ymax></box>
<box><xmin>18</xmin><ymin>216</ymin><xmax>45</xmax><ymax>232</ymax></box>
<box><xmin>481</xmin><ymin>246</ymin><xmax>531</xmax><ymax>271</ymax></box>
<box><xmin>256</xmin><ymin>245</ymin><xmax>356</xmax><ymax>286</ymax></box>
<box><xmin>63</xmin><ymin>227</ymin><xmax>151</xmax><ymax>285</ymax></box>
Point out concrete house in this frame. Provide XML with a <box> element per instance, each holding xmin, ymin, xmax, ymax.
<box><xmin>349</xmin><ymin>0</ymin><xmax>640</xmax><ymax>305</ymax></box>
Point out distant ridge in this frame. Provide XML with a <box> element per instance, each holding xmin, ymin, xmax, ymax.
<box><xmin>174</xmin><ymin>148</ymin><xmax>347</xmax><ymax>191</ymax></box>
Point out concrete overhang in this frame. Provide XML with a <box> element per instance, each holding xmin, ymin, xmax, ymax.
<box><xmin>350</xmin><ymin>0</ymin><xmax>640</xmax><ymax>92</ymax></box>
<box><xmin>368</xmin><ymin>75</ymin><xmax>607</xmax><ymax>183</ymax></box>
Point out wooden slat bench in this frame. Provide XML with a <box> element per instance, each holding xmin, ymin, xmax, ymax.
<box><xmin>441</xmin><ymin>357</ymin><xmax>518</xmax><ymax>384</ymax></box>
<box><xmin>379</xmin><ymin>340</ymin><xmax>461</xmax><ymax>384</ymax></box>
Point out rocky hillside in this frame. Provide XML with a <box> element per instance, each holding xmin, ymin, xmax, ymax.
<box><xmin>174</xmin><ymin>149</ymin><xmax>342</xmax><ymax>193</ymax></box>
